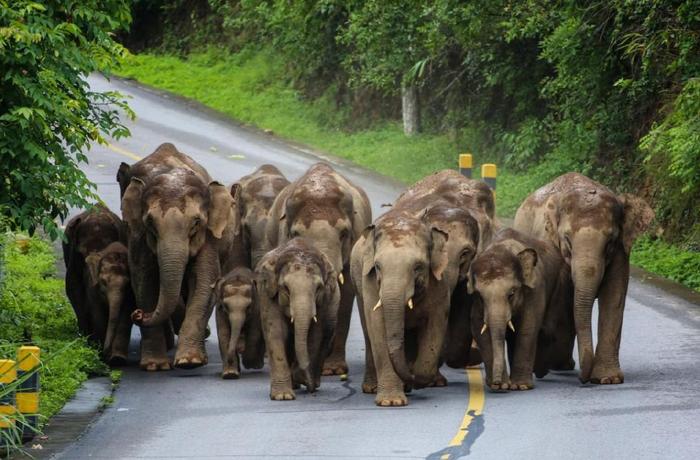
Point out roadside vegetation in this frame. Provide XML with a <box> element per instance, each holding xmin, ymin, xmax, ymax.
<box><xmin>0</xmin><ymin>233</ymin><xmax>107</xmax><ymax>442</ymax></box>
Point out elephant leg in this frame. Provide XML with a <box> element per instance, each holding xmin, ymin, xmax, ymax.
<box><xmin>266</xmin><ymin>312</ymin><xmax>294</xmax><ymax>400</ymax></box>
<box><xmin>139</xmin><ymin>326</ymin><xmax>171</xmax><ymax>371</ymax></box>
<box><xmin>509</xmin><ymin>292</ymin><xmax>546</xmax><ymax>390</ymax></box>
<box><xmin>174</xmin><ymin>246</ymin><xmax>218</xmax><ymax>369</ymax></box>
<box><xmin>357</xmin><ymin>293</ymin><xmax>377</xmax><ymax>394</ymax></box>
<box><xmin>367</xmin><ymin>302</ymin><xmax>407</xmax><ymax>407</ymax></box>
<box><xmin>322</xmin><ymin>267</ymin><xmax>353</xmax><ymax>376</ymax></box>
<box><xmin>413</xmin><ymin>297</ymin><xmax>449</xmax><ymax>389</ymax></box>
<box><xmin>591</xmin><ymin>250</ymin><xmax>628</xmax><ymax>384</ymax></box>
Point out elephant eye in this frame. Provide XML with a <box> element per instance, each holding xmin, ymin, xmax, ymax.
<box><xmin>339</xmin><ymin>229</ymin><xmax>349</xmax><ymax>240</ymax></box>
<box><xmin>508</xmin><ymin>288</ymin><xmax>516</xmax><ymax>301</ymax></box>
<box><xmin>414</xmin><ymin>263</ymin><xmax>425</xmax><ymax>274</ymax></box>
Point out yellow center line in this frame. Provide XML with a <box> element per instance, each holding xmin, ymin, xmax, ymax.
<box><xmin>106</xmin><ymin>142</ymin><xmax>142</xmax><ymax>161</ymax></box>
<box><xmin>440</xmin><ymin>367</ymin><xmax>485</xmax><ymax>460</ymax></box>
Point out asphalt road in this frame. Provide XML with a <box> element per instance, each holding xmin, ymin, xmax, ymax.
<box><xmin>53</xmin><ymin>74</ymin><xmax>700</xmax><ymax>459</ymax></box>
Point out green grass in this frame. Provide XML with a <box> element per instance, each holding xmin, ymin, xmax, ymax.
<box><xmin>0</xmin><ymin>234</ymin><xmax>107</xmax><ymax>438</ymax></box>
<box><xmin>116</xmin><ymin>48</ymin><xmax>699</xmax><ymax>292</ymax></box>
<box><xmin>631</xmin><ymin>236</ymin><xmax>700</xmax><ymax>292</ymax></box>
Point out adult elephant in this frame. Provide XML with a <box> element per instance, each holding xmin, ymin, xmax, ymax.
<box><xmin>117</xmin><ymin>143</ymin><xmax>239</xmax><ymax>370</ymax></box>
<box><xmin>265</xmin><ymin>162</ymin><xmax>371</xmax><ymax>375</ymax></box>
<box><xmin>351</xmin><ymin>209</ymin><xmax>451</xmax><ymax>406</ymax></box>
<box><xmin>514</xmin><ymin>173</ymin><xmax>654</xmax><ymax>384</ymax></box>
<box><xmin>231</xmin><ymin>164</ymin><xmax>290</xmax><ymax>269</ymax></box>
<box><xmin>393</xmin><ymin>170</ymin><xmax>496</xmax><ymax>370</ymax></box>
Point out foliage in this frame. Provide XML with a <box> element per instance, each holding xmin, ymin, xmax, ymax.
<box><xmin>0</xmin><ymin>232</ymin><xmax>106</xmax><ymax>445</ymax></box>
<box><xmin>631</xmin><ymin>236</ymin><xmax>700</xmax><ymax>292</ymax></box>
<box><xmin>0</xmin><ymin>0</ymin><xmax>133</xmax><ymax>239</ymax></box>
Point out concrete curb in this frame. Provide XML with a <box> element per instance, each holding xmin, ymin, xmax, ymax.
<box><xmin>9</xmin><ymin>377</ymin><xmax>113</xmax><ymax>459</ymax></box>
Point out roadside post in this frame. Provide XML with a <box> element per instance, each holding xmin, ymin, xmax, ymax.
<box><xmin>0</xmin><ymin>359</ymin><xmax>17</xmax><ymax>449</ymax></box>
<box><xmin>481</xmin><ymin>163</ymin><xmax>497</xmax><ymax>200</ymax></box>
<box><xmin>459</xmin><ymin>154</ymin><xmax>473</xmax><ymax>178</ymax></box>
<box><xmin>16</xmin><ymin>346</ymin><xmax>40</xmax><ymax>441</ymax></box>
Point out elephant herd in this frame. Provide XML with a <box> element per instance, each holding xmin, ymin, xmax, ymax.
<box><xmin>63</xmin><ymin>142</ymin><xmax>654</xmax><ymax>406</ymax></box>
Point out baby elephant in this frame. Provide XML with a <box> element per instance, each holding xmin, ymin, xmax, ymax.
<box><xmin>256</xmin><ymin>238</ymin><xmax>340</xmax><ymax>401</ymax></box>
<box><xmin>469</xmin><ymin>228</ymin><xmax>574</xmax><ymax>392</ymax></box>
<box><xmin>212</xmin><ymin>267</ymin><xmax>265</xmax><ymax>379</ymax></box>
<box><xmin>63</xmin><ymin>205</ymin><xmax>134</xmax><ymax>364</ymax></box>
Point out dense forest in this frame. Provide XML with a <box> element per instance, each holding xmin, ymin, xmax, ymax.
<box><xmin>125</xmin><ymin>0</ymin><xmax>699</xmax><ymax>248</ymax></box>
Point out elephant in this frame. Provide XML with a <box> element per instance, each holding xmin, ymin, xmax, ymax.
<box><xmin>63</xmin><ymin>206</ymin><xmax>134</xmax><ymax>364</ymax></box>
<box><xmin>392</xmin><ymin>170</ymin><xmax>496</xmax><ymax>372</ymax></box>
<box><xmin>467</xmin><ymin>228</ymin><xmax>575</xmax><ymax>392</ymax></box>
<box><xmin>350</xmin><ymin>209</ymin><xmax>453</xmax><ymax>406</ymax></box>
<box><xmin>514</xmin><ymin>172</ymin><xmax>654</xmax><ymax>384</ymax></box>
<box><xmin>117</xmin><ymin>143</ymin><xmax>239</xmax><ymax>371</ymax></box>
<box><xmin>230</xmin><ymin>164</ymin><xmax>290</xmax><ymax>269</ymax></box>
<box><xmin>212</xmin><ymin>266</ymin><xmax>265</xmax><ymax>379</ymax></box>
<box><xmin>255</xmin><ymin>238</ymin><xmax>340</xmax><ymax>400</ymax></box>
<box><xmin>265</xmin><ymin>162</ymin><xmax>371</xmax><ymax>376</ymax></box>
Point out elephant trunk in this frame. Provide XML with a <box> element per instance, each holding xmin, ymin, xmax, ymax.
<box><xmin>227</xmin><ymin>311</ymin><xmax>246</xmax><ymax>370</ymax></box>
<box><xmin>291</xmin><ymin>295</ymin><xmax>316</xmax><ymax>392</ymax></box>
<box><xmin>488</xmin><ymin>314</ymin><xmax>508</xmax><ymax>387</ymax></box>
<box><xmin>138</xmin><ymin>237</ymin><xmax>188</xmax><ymax>327</ymax></box>
<box><xmin>381</xmin><ymin>285</ymin><xmax>413</xmax><ymax>383</ymax></box>
<box><xmin>103</xmin><ymin>289</ymin><xmax>124</xmax><ymax>357</ymax></box>
<box><xmin>572</xmin><ymin>257</ymin><xmax>604</xmax><ymax>383</ymax></box>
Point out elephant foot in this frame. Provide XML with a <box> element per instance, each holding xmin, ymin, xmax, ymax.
<box><xmin>321</xmin><ymin>356</ymin><xmax>348</xmax><ymax>376</ymax></box>
<box><xmin>140</xmin><ymin>358</ymin><xmax>172</xmax><ymax>372</ymax></box>
<box><xmin>108</xmin><ymin>353</ymin><xmax>128</xmax><ymax>367</ymax></box>
<box><xmin>429</xmin><ymin>371</ymin><xmax>448</xmax><ymax>387</ymax></box>
<box><xmin>487</xmin><ymin>380</ymin><xmax>510</xmax><ymax>393</ymax></box>
<box><xmin>375</xmin><ymin>391</ymin><xmax>408</xmax><ymax>407</ymax></box>
<box><xmin>362</xmin><ymin>381</ymin><xmax>378</xmax><ymax>394</ymax></box>
<box><xmin>270</xmin><ymin>389</ymin><xmax>296</xmax><ymax>401</ymax></box>
<box><xmin>174</xmin><ymin>348</ymin><xmax>208</xmax><ymax>369</ymax></box>
<box><xmin>590</xmin><ymin>365</ymin><xmax>624</xmax><ymax>385</ymax></box>
<box><xmin>509</xmin><ymin>381</ymin><xmax>534</xmax><ymax>391</ymax></box>
<box><xmin>222</xmin><ymin>369</ymin><xmax>240</xmax><ymax>380</ymax></box>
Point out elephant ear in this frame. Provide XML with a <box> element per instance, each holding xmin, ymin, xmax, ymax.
<box><xmin>321</xmin><ymin>255</ymin><xmax>338</xmax><ymax>303</ymax></box>
<box><xmin>116</xmin><ymin>162</ymin><xmax>131</xmax><ymax>198</ymax></box>
<box><xmin>619</xmin><ymin>194</ymin><xmax>655</xmax><ymax>255</ymax></box>
<box><xmin>517</xmin><ymin>248</ymin><xmax>538</xmax><ymax>289</ymax></box>
<box><xmin>430</xmin><ymin>227</ymin><xmax>449</xmax><ymax>281</ymax></box>
<box><xmin>466</xmin><ymin>268</ymin><xmax>475</xmax><ymax>294</ymax></box>
<box><xmin>256</xmin><ymin>258</ymin><xmax>279</xmax><ymax>299</ymax></box>
<box><xmin>208</xmin><ymin>181</ymin><xmax>235</xmax><ymax>239</ymax></box>
<box><xmin>121</xmin><ymin>177</ymin><xmax>145</xmax><ymax>238</ymax></box>
<box><xmin>84</xmin><ymin>253</ymin><xmax>102</xmax><ymax>287</ymax></box>
<box><xmin>210</xmin><ymin>277</ymin><xmax>225</xmax><ymax>307</ymax></box>
<box><xmin>230</xmin><ymin>183</ymin><xmax>244</xmax><ymax>216</ymax></box>
<box><xmin>63</xmin><ymin>214</ymin><xmax>81</xmax><ymax>244</ymax></box>
<box><xmin>361</xmin><ymin>225</ymin><xmax>376</xmax><ymax>277</ymax></box>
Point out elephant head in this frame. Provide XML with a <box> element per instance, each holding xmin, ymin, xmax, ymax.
<box><xmin>281</xmin><ymin>165</ymin><xmax>355</xmax><ymax>283</ymax></box>
<box><xmin>542</xmin><ymin>178</ymin><xmax>654</xmax><ymax>381</ymax></box>
<box><xmin>258</xmin><ymin>238</ymin><xmax>338</xmax><ymax>392</ymax></box>
<box><xmin>84</xmin><ymin>242</ymin><xmax>132</xmax><ymax>358</ymax></box>
<box><xmin>468</xmin><ymin>244</ymin><xmax>539</xmax><ymax>389</ymax></box>
<box><xmin>361</xmin><ymin>213</ymin><xmax>449</xmax><ymax>385</ymax></box>
<box><xmin>422</xmin><ymin>203</ymin><xmax>479</xmax><ymax>287</ymax></box>
<box><xmin>213</xmin><ymin>267</ymin><xmax>263</xmax><ymax>378</ymax></box>
<box><xmin>123</xmin><ymin>168</ymin><xmax>236</xmax><ymax>327</ymax></box>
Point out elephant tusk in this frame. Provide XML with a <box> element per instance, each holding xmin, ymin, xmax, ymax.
<box><xmin>480</xmin><ymin>323</ymin><xmax>488</xmax><ymax>335</ymax></box>
<box><xmin>313</xmin><ymin>316</ymin><xmax>318</xmax><ymax>323</ymax></box>
<box><xmin>373</xmin><ymin>299</ymin><xmax>382</xmax><ymax>311</ymax></box>
<box><xmin>338</xmin><ymin>273</ymin><xmax>345</xmax><ymax>285</ymax></box>
<box><xmin>290</xmin><ymin>316</ymin><xmax>294</xmax><ymax>324</ymax></box>
<box><xmin>508</xmin><ymin>320</ymin><xmax>516</xmax><ymax>332</ymax></box>
<box><xmin>407</xmin><ymin>298</ymin><xmax>414</xmax><ymax>310</ymax></box>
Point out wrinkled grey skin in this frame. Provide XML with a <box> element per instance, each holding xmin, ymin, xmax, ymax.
<box><xmin>351</xmin><ymin>210</ymin><xmax>451</xmax><ymax>407</ymax></box>
<box><xmin>63</xmin><ymin>206</ymin><xmax>134</xmax><ymax>364</ymax></box>
<box><xmin>256</xmin><ymin>238</ymin><xmax>339</xmax><ymax>401</ymax></box>
<box><xmin>230</xmin><ymin>164</ymin><xmax>290</xmax><ymax>269</ymax></box>
<box><xmin>265</xmin><ymin>163</ymin><xmax>371</xmax><ymax>376</ymax></box>
<box><xmin>515</xmin><ymin>173</ymin><xmax>654</xmax><ymax>384</ymax></box>
<box><xmin>468</xmin><ymin>228</ymin><xmax>574</xmax><ymax>392</ymax></box>
<box><xmin>117</xmin><ymin>143</ymin><xmax>240</xmax><ymax>371</ymax></box>
<box><xmin>213</xmin><ymin>267</ymin><xmax>265</xmax><ymax>379</ymax></box>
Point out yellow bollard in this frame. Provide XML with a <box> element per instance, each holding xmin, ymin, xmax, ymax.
<box><xmin>459</xmin><ymin>154</ymin><xmax>473</xmax><ymax>178</ymax></box>
<box><xmin>481</xmin><ymin>163</ymin><xmax>497</xmax><ymax>200</ymax></box>
<box><xmin>0</xmin><ymin>359</ymin><xmax>17</xmax><ymax>449</ymax></box>
<box><xmin>16</xmin><ymin>346</ymin><xmax>40</xmax><ymax>441</ymax></box>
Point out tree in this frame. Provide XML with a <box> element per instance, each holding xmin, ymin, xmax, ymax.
<box><xmin>0</xmin><ymin>0</ymin><xmax>133</xmax><ymax>239</ymax></box>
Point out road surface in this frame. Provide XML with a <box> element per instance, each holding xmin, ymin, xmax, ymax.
<box><xmin>52</xmin><ymin>74</ymin><xmax>700</xmax><ymax>459</ymax></box>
